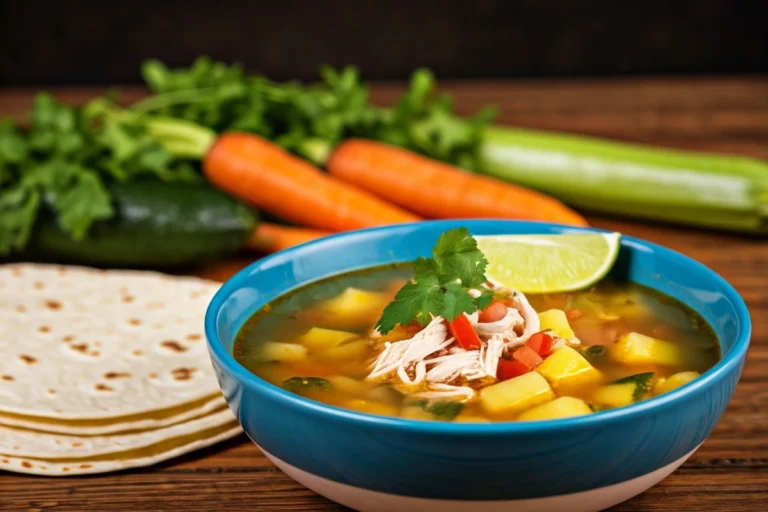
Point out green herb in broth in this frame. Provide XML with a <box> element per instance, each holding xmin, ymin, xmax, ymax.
<box><xmin>283</xmin><ymin>377</ymin><xmax>333</xmax><ymax>393</ymax></box>
<box><xmin>234</xmin><ymin>252</ymin><xmax>719</xmax><ymax>423</ymax></box>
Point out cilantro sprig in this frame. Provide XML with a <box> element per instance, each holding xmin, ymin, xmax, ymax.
<box><xmin>375</xmin><ymin>228</ymin><xmax>493</xmax><ymax>334</ymax></box>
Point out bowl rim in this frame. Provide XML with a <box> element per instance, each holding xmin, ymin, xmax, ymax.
<box><xmin>205</xmin><ymin>219</ymin><xmax>752</xmax><ymax>434</ymax></box>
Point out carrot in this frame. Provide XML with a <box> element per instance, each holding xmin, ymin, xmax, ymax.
<box><xmin>203</xmin><ymin>133</ymin><xmax>421</xmax><ymax>232</ymax></box>
<box><xmin>327</xmin><ymin>139</ymin><xmax>589</xmax><ymax>226</ymax></box>
<box><xmin>249</xmin><ymin>223</ymin><xmax>332</xmax><ymax>253</ymax></box>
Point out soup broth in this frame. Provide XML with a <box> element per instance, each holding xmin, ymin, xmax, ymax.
<box><xmin>234</xmin><ymin>265</ymin><xmax>719</xmax><ymax>422</ymax></box>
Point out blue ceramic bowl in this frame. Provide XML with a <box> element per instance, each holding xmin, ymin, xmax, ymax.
<box><xmin>205</xmin><ymin>220</ymin><xmax>750</xmax><ymax>512</ymax></box>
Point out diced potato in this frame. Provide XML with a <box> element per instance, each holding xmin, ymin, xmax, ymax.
<box><xmin>611</xmin><ymin>332</ymin><xmax>685</xmax><ymax>366</ymax></box>
<box><xmin>326</xmin><ymin>375</ymin><xmax>370</xmax><ymax>396</ymax></box>
<box><xmin>591</xmin><ymin>382</ymin><xmax>636</xmax><ymax>408</ymax></box>
<box><xmin>518</xmin><ymin>396</ymin><xmax>593</xmax><ymax>421</ymax></box>
<box><xmin>537</xmin><ymin>346</ymin><xmax>603</xmax><ymax>389</ymax></box>
<box><xmin>654</xmin><ymin>371</ymin><xmax>700</xmax><ymax>396</ymax></box>
<box><xmin>538</xmin><ymin>309</ymin><xmax>575</xmax><ymax>339</ymax></box>
<box><xmin>366</xmin><ymin>385</ymin><xmax>402</xmax><ymax>404</ymax></box>
<box><xmin>321</xmin><ymin>339</ymin><xmax>371</xmax><ymax>360</ymax></box>
<box><xmin>298</xmin><ymin>327</ymin><xmax>358</xmax><ymax>350</ymax></box>
<box><xmin>480</xmin><ymin>371</ymin><xmax>555</xmax><ymax>414</ymax></box>
<box><xmin>318</xmin><ymin>288</ymin><xmax>388</xmax><ymax>322</ymax></box>
<box><xmin>401</xmin><ymin>405</ymin><xmax>435</xmax><ymax>420</ymax></box>
<box><xmin>257</xmin><ymin>342</ymin><xmax>308</xmax><ymax>363</ymax></box>
<box><xmin>343</xmin><ymin>399</ymin><xmax>398</xmax><ymax>417</ymax></box>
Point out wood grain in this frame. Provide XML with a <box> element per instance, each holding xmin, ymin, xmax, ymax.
<box><xmin>1</xmin><ymin>78</ymin><xmax>767</xmax><ymax>511</ymax></box>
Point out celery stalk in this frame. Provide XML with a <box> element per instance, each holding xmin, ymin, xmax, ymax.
<box><xmin>479</xmin><ymin>126</ymin><xmax>768</xmax><ymax>234</ymax></box>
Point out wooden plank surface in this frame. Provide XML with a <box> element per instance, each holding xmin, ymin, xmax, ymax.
<box><xmin>1</xmin><ymin>77</ymin><xmax>767</xmax><ymax>511</ymax></box>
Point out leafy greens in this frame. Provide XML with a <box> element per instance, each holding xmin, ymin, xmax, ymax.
<box><xmin>375</xmin><ymin>228</ymin><xmax>493</xmax><ymax>334</ymax></box>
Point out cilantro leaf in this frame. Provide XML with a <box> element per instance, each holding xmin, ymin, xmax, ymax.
<box><xmin>282</xmin><ymin>377</ymin><xmax>333</xmax><ymax>393</ymax></box>
<box><xmin>425</xmin><ymin>400</ymin><xmax>464</xmax><ymax>420</ymax></box>
<box><xmin>0</xmin><ymin>186</ymin><xmax>40</xmax><ymax>256</ymax></box>
<box><xmin>375</xmin><ymin>275</ymin><xmax>444</xmax><ymax>334</ymax></box>
<box><xmin>376</xmin><ymin>228</ymin><xmax>490</xmax><ymax>333</ymax></box>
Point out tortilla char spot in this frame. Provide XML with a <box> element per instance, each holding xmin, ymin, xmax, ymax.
<box><xmin>21</xmin><ymin>461</ymin><xmax>32</xmax><ymax>468</ymax></box>
<box><xmin>45</xmin><ymin>300</ymin><xmax>62</xmax><ymax>310</ymax></box>
<box><xmin>41</xmin><ymin>465</ymin><xmax>47</xmax><ymax>470</ymax></box>
<box><xmin>149</xmin><ymin>373</ymin><xmax>158</xmax><ymax>379</ymax></box>
<box><xmin>62</xmin><ymin>335</ymin><xmax>74</xmax><ymax>342</ymax></box>
<box><xmin>80</xmin><ymin>464</ymin><xmax>92</xmax><ymax>469</ymax></box>
<box><xmin>38</xmin><ymin>325</ymin><xmax>51</xmax><ymax>333</ymax></box>
<box><xmin>13</xmin><ymin>445</ymin><xmax>19</xmax><ymax>449</ymax></box>
<box><xmin>33</xmin><ymin>281</ymin><xmax>44</xmax><ymax>290</ymax></box>
<box><xmin>128</xmin><ymin>318</ymin><xmax>141</xmax><ymax>326</ymax></box>
<box><xmin>190</xmin><ymin>290</ymin><xmax>205</xmax><ymax>299</ymax></box>
<box><xmin>91</xmin><ymin>351</ymin><xmax>100</xmax><ymax>357</ymax></box>
<box><xmin>70</xmin><ymin>343</ymin><xmax>88</xmax><ymax>353</ymax></box>
<box><xmin>122</xmin><ymin>295</ymin><xmax>135</xmax><ymax>303</ymax></box>
<box><xmin>19</xmin><ymin>354</ymin><xmax>37</xmax><ymax>364</ymax></box>
<box><xmin>171</xmin><ymin>367</ymin><xmax>195</xmax><ymax>381</ymax></box>
<box><xmin>62</xmin><ymin>467</ymin><xmax>70</xmax><ymax>472</ymax></box>
<box><xmin>11</xmin><ymin>267</ymin><xmax>22</xmax><ymax>277</ymax></box>
<box><xmin>15</xmin><ymin>305</ymin><xmax>25</xmax><ymax>313</ymax></box>
<box><xmin>132</xmin><ymin>350</ymin><xmax>144</xmax><ymax>356</ymax></box>
<box><xmin>186</xmin><ymin>334</ymin><xmax>202</xmax><ymax>342</ymax></box>
<box><xmin>72</xmin><ymin>442</ymin><xmax>83</xmax><ymax>447</ymax></box>
<box><xmin>58</xmin><ymin>266</ymin><xmax>67</xmax><ymax>275</ymax></box>
<box><xmin>95</xmin><ymin>383</ymin><xmax>115</xmax><ymax>392</ymax></box>
<box><xmin>161</xmin><ymin>340</ymin><xmax>188</xmax><ymax>353</ymax></box>
<box><xmin>105</xmin><ymin>371</ymin><xmax>130</xmax><ymax>379</ymax></box>
<box><xmin>48</xmin><ymin>389</ymin><xmax>56</xmax><ymax>394</ymax></box>
<box><xmin>1</xmin><ymin>375</ymin><xmax>14</xmax><ymax>381</ymax></box>
<box><xmin>1</xmin><ymin>458</ymin><xmax>7</xmax><ymax>463</ymax></box>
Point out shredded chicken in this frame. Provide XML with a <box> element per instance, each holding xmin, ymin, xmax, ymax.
<box><xmin>366</xmin><ymin>284</ymin><xmax>544</xmax><ymax>401</ymax></box>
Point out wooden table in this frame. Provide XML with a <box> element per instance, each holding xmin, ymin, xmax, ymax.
<box><xmin>1</xmin><ymin>78</ymin><xmax>767</xmax><ymax>511</ymax></box>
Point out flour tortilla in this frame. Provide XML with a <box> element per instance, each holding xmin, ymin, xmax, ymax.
<box><xmin>0</xmin><ymin>407</ymin><xmax>237</xmax><ymax>459</ymax></box>
<box><xmin>0</xmin><ymin>423</ymin><xmax>242</xmax><ymax>476</ymax></box>
<box><xmin>0</xmin><ymin>264</ymin><xmax>223</xmax><ymax>420</ymax></box>
<box><xmin>0</xmin><ymin>394</ymin><xmax>227</xmax><ymax>436</ymax></box>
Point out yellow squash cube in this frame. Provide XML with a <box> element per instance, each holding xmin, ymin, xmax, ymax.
<box><xmin>611</xmin><ymin>332</ymin><xmax>685</xmax><ymax>366</ymax></box>
<box><xmin>537</xmin><ymin>346</ymin><xmax>603</xmax><ymax>389</ymax></box>
<box><xmin>538</xmin><ymin>309</ymin><xmax>575</xmax><ymax>339</ymax></box>
<box><xmin>480</xmin><ymin>371</ymin><xmax>555</xmax><ymax>414</ymax></box>
<box><xmin>298</xmin><ymin>327</ymin><xmax>358</xmax><ymax>350</ymax></box>
<box><xmin>318</xmin><ymin>288</ymin><xmax>388</xmax><ymax>320</ymax></box>
<box><xmin>343</xmin><ymin>399</ymin><xmax>398</xmax><ymax>417</ymax></box>
<box><xmin>321</xmin><ymin>339</ymin><xmax>371</xmax><ymax>361</ymax></box>
<box><xmin>591</xmin><ymin>382</ymin><xmax>636</xmax><ymax>408</ymax></box>
<box><xmin>518</xmin><ymin>396</ymin><xmax>593</xmax><ymax>421</ymax></box>
<box><xmin>654</xmin><ymin>371</ymin><xmax>700</xmax><ymax>395</ymax></box>
<box><xmin>257</xmin><ymin>341</ymin><xmax>308</xmax><ymax>363</ymax></box>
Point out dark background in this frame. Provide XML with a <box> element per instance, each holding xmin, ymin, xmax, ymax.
<box><xmin>1</xmin><ymin>0</ymin><xmax>765</xmax><ymax>86</ymax></box>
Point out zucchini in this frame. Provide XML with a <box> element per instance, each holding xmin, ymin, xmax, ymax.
<box><xmin>21</xmin><ymin>180</ymin><xmax>257</xmax><ymax>268</ymax></box>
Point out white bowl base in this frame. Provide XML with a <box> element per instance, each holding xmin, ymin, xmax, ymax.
<box><xmin>260</xmin><ymin>444</ymin><xmax>699</xmax><ymax>512</ymax></box>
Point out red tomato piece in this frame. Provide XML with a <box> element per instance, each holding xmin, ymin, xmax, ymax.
<box><xmin>478</xmin><ymin>301</ymin><xmax>507</xmax><ymax>323</ymax></box>
<box><xmin>497</xmin><ymin>359</ymin><xmax>531</xmax><ymax>381</ymax></box>
<box><xmin>513</xmin><ymin>345</ymin><xmax>544</xmax><ymax>369</ymax></box>
<box><xmin>526</xmin><ymin>331</ymin><xmax>554</xmax><ymax>357</ymax></box>
<box><xmin>448</xmin><ymin>314</ymin><xmax>482</xmax><ymax>350</ymax></box>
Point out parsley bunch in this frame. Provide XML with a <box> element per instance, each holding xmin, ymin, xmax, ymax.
<box><xmin>0</xmin><ymin>94</ymin><xmax>200</xmax><ymax>255</ymax></box>
<box><xmin>375</xmin><ymin>228</ymin><xmax>493</xmax><ymax>334</ymax></box>
<box><xmin>134</xmin><ymin>57</ymin><xmax>496</xmax><ymax>169</ymax></box>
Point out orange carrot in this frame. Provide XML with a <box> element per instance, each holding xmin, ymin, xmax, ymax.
<box><xmin>249</xmin><ymin>223</ymin><xmax>332</xmax><ymax>253</ymax></box>
<box><xmin>203</xmin><ymin>133</ymin><xmax>421</xmax><ymax>231</ymax></box>
<box><xmin>327</xmin><ymin>139</ymin><xmax>589</xmax><ymax>226</ymax></box>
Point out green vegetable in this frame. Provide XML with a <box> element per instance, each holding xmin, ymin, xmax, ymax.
<box><xmin>406</xmin><ymin>399</ymin><xmax>465</xmax><ymax>420</ymax></box>
<box><xmin>580</xmin><ymin>345</ymin><xmax>608</xmax><ymax>361</ymax></box>
<box><xmin>19</xmin><ymin>180</ymin><xmax>256</xmax><ymax>267</ymax></box>
<box><xmin>479</xmin><ymin>126</ymin><xmax>768</xmax><ymax>234</ymax></box>
<box><xmin>613</xmin><ymin>372</ymin><xmax>655</xmax><ymax>401</ymax></box>
<box><xmin>282</xmin><ymin>377</ymin><xmax>333</xmax><ymax>393</ymax></box>
<box><xmin>375</xmin><ymin>228</ymin><xmax>493</xmax><ymax>334</ymax></box>
<box><xmin>0</xmin><ymin>94</ymin><xmax>202</xmax><ymax>256</ymax></box>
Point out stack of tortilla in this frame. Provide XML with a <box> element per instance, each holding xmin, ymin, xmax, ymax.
<box><xmin>0</xmin><ymin>264</ymin><xmax>241</xmax><ymax>476</ymax></box>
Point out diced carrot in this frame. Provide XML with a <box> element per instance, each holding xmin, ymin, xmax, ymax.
<box><xmin>513</xmin><ymin>345</ymin><xmax>544</xmax><ymax>369</ymax></box>
<box><xmin>526</xmin><ymin>331</ymin><xmax>554</xmax><ymax>357</ymax></box>
<box><xmin>478</xmin><ymin>301</ymin><xmax>507</xmax><ymax>323</ymax></box>
<box><xmin>497</xmin><ymin>360</ymin><xmax>531</xmax><ymax>381</ymax></box>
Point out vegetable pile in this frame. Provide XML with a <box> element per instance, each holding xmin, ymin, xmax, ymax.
<box><xmin>2</xmin><ymin>56</ymin><xmax>767</xmax><ymax>266</ymax></box>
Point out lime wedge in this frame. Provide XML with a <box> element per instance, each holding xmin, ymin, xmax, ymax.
<box><xmin>476</xmin><ymin>233</ymin><xmax>621</xmax><ymax>293</ymax></box>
